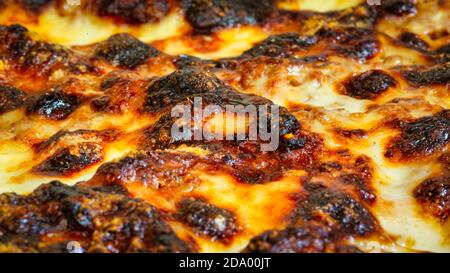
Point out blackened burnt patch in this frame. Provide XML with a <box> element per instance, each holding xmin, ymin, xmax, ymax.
<box><xmin>173</xmin><ymin>54</ymin><xmax>215</xmax><ymax>69</ymax></box>
<box><xmin>182</xmin><ymin>0</ymin><xmax>274</xmax><ymax>34</ymax></box>
<box><xmin>31</xmin><ymin>129</ymin><xmax>116</xmax><ymax>176</ymax></box>
<box><xmin>0</xmin><ymin>24</ymin><xmax>70</xmax><ymax>75</ymax></box>
<box><xmin>398</xmin><ymin>32</ymin><xmax>429</xmax><ymax>52</ymax></box>
<box><xmin>0</xmin><ymin>85</ymin><xmax>26</xmax><ymax>114</ymax></box>
<box><xmin>342</xmin><ymin>70</ymin><xmax>396</xmax><ymax>100</ymax></box>
<box><xmin>35</xmin><ymin>129</ymin><xmax>118</xmax><ymax>153</ymax></box>
<box><xmin>0</xmin><ymin>181</ymin><xmax>194</xmax><ymax>252</ymax></box>
<box><xmin>91</xmin><ymin>75</ymin><xmax>148</xmax><ymax>113</ymax></box>
<box><xmin>177</xmin><ymin>198</ymin><xmax>239</xmax><ymax>241</ymax></box>
<box><xmin>435</xmin><ymin>44</ymin><xmax>450</xmax><ymax>63</ymax></box>
<box><xmin>242</xmin><ymin>33</ymin><xmax>317</xmax><ymax>58</ymax></box>
<box><xmin>436</xmin><ymin>44</ymin><xmax>450</xmax><ymax>55</ymax></box>
<box><xmin>378</xmin><ymin>0</ymin><xmax>416</xmax><ymax>16</ymax></box>
<box><xmin>90</xmin><ymin>152</ymin><xmax>199</xmax><ymax>189</ymax></box>
<box><xmin>243</xmin><ymin>222</ymin><xmax>333</xmax><ymax>253</ymax></box>
<box><xmin>291</xmin><ymin>183</ymin><xmax>378</xmax><ymax>236</ymax></box>
<box><xmin>414</xmin><ymin>176</ymin><xmax>450</xmax><ymax>221</ymax></box>
<box><xmin>142</xmin><ymin>68</ymin><xmax>281</xmax><ymax>115</ymax></box>
<box><xmin>339</xmin><ymin>174</ymin><xmax>376</xmax><ymax>204</ymax></box>
<box><xmin>242</xmin><ymin>221</ymin><xmax>363</xmax><ymax>253</ymax></box>
<box><xmin>94</xmin><ymin>33</ymin><xmax>160</xmax><ymax>69</ymax></box>
<box><xmin>26</xmin><ymin>91</ymin><xmax>80</xmax><ymax>120</ymax></box>
<box><xmin>21</xmin><ymin>42</ymin><xmax>69</xmax><ymax>71</ymax></box>
<box><xmin>20</xmin><ymin>0</ymin><xmax>53</xmax><ymax>13</ymax></box>
<box><xmin>33</xmin><ymin>143</ymin><xmax>103</xmax><ymax>176</ymax></box>
<box><xmin>144</xmin><ymin>69</ymin><xmax>222</xmax><ymax>112</ymax></box>
<box><xmin>93</xmin><ymin>0</ymin><xmax>170</xmax><ymax>25</ymax></box>
<box><xmin>203</xmin><ymin>134</ymin><xmax>320</xmax><ymax>184</ymax></box>
<box><xmin>402</xmin><ymin>63</ymin><xmax>450</xmax><ymax>86</ymax></box>
<box><xmin>385</xmin><ymin>111</ymin><xmax>450</xmax><ymax>160</ymax></box>
<box><xmin>0</xmin><ymin>24</ymin><xmax>30</xmax><ymax>59</ymax></box>
<box><xmin>318</xmin><ymin>28</ymin><xmax>379</xmax><ymax>62</ymax></box>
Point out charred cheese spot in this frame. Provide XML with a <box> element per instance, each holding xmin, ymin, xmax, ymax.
<box><xmin>385</xmin><ymin>111</ymin><xmax>450</xmax><ymax>161</ymax></box>
<box><xmin>144</xmin><ymin>69</ymin><xmax>223</xmax><ymax>112</ymax></box>
<box><xmin>314</xmin><ymin>155</ymin><xmax>376</xmax><ymax>206</ymax></box>
<box><xmin>243</xmin><ymin>222</ymin><xmax>334</xmax><ymax>253</ymax></box>
<box><xmin>32</xmin><ymin>142</ymin><xmax>103</xmax><ymax>176</ymax></box>
<box><xmin>93</xmin><ymin>0</ymin><xmax>170</xmax><ymax>25</ymax></box>
<box><xmin>35</xmin><ymin>129</ymin><xmax>118</xmax><ymax>152</ymax></box>
<box><xmin>317</xmin><ymin>27</ymin><xmax>379</xmax><ymax>61</ymax></box>
<box><xmin>90</xmin><ymin>152</ymin><xmax>199</xmax><ymax>190</ymax></box>
<box><xmin>243</xmin><ymin>221</ymin><xmax>363</xmax><ymax>253</ymax></box>
<box><xmin>0</xmin><ymin>181</ymin><xmax>194</xmax><ymax>253</ymax></box>
<box><xmin>378</xmin><ymin>0</ymin><xmax>417</xmax><ymax>16</ymax></box>
<box><xmin>0</xmin><ymin>85</ymin><xmax>26</xmax><ymax>114</ymax></box>
<box><xmin>31</xmin><ymin>129</ymin><xmax>118</xmax><ymax>177</ymax></box>
<box><xmin>341</xmin><ymin>70</ymin><xmax>396</xmax><ymax>100</ymax></box>
<box><xmin>181</xmin><ymin>0</ymin><xmax>274</xmax><ymax>34</ymax></box>
<box><xmin>69</xmin><ymin>61</ymin><xmax>99</xmax><ymax>75</ymax></box>
<box><xmin>19</xmin><ymin>0</ymin><xmax>53</xmax><ymax>14</ymax></box>
<box><xmin>203</xmin><ymin>142</ymin><xmax>286</xmax><ymax>184</ymax></box>
<box><xmin>339</xmin><ymin>174</ymin><xmax>376</xmax><ymax>204</ymax></box>
<box><xmin>177</xmin><ymin>197</ymin><xmax>239</xmax><ymax>241</ymax></box>
<box><xmin>223</xmin><ymin>25</ymin><xmax>380</xmax><ymax>62</ymax></box>
<box><xmin>91</xmin><ymin>74</ymin><xmax>148</xmax><ymax>113</ymax></box>
<box><xmin>292</xmin><ymin>183</ymin><xmax>378</xmax><ymax>236</ymax></box>
<box><xmin>435</xmin><ymin>44</ymin><xmax>450</xmax><ymax>63</ymax></box>
<box><xmin>436</xmin><ymin>44</ymin><xmax>450</xmax><ymax>54</ymax></box>
<box><xmin>402</xmin><ymin>63</ymin><xmax>450</xmax><ymax>86</ymax></box>
<box><xmin>173</xmin><ymin>54</ymin><xmax>215</xmax><ymax>69</ymax></box>
<box><xmin>241</xmin><ymin>33</ymin><xmax>317</xmax><ymax>58</ymax></box>
<box><xmin>439</xmin><ymin>152</ymin><xmax>450</xmax><ymax>171</ymax></box>
<box><xmin>26</xmin><ymin>91</ymin><xmax>80</xmax><ymax>120</ymax></box>
<box><xmin>414</xmin><ymin>176</ymin><xmax>450</xmax><ymax>222</ymax></box>
<box><xmin>398</xmin><ymin>32</ymin><xmax>430</xmax><ymax>52</ymax></box>
<box><xmin>0</xmin><ymin>24</ymin><xmax>70</xmax><ymax>75</ymax></box>
<box><xmin>94</xmin><ymin>33</ymin><xmax>160</xmax><ymax>69</ymax></box>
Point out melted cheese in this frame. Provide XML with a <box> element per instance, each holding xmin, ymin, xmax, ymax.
<box><xmin>278</xmin><ymin>0</ymin><xmax>365</xmax><ymax>12</ymax></box>
<box><xmin>0</xmin><ymin>6</ymin><xmax>187</xmax><ymax>46</ymax></box>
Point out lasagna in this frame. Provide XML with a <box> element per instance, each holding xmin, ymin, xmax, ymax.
<box><xmin>0</xmin><ymin>0</ymin><xmax>449</xmax><ymax>253</ymax></box>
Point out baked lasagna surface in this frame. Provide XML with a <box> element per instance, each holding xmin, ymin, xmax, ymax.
<box><xmin>0</xmin><ymin>0</ymin><xmax>449</xmax><ymax>253</ymax></box>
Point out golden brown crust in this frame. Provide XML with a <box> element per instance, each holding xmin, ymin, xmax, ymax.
<box><xmin>385</xmin><ymin>111</ymin><xmax>450</xmax><ymax>161</ymax></box>
<box><xmin>0</xmin><ymin>181</ymin><xmax>195</xmax><ymax>253</ymax></box>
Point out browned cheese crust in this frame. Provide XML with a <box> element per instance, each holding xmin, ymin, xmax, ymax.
<box><xmin>0</xmin><ymin>0</ymin><xmax>449</xmax><ymax>253</ymax></box>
